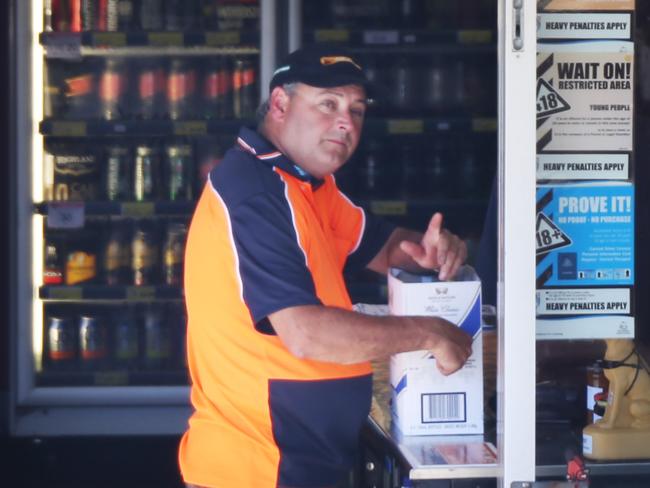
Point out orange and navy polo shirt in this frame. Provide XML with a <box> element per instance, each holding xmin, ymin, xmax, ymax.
<box><xmin>179</xmin><ymin>127</ymin><xmax>395</xmax><ymax>488</ymax></box>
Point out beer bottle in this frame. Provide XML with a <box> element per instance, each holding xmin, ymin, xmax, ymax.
<box><xmin>79</xmin><ymin>314</ymin><xmax>109</xmax><ymax>371</ymax></box>
<box><xmin>44</xmin><ymin>242</ymin><xmax>64</xmax><ymax>285</ymax></box>
<box><xmin>113</xmin><ymin>308</ymin><xmax>139</xmax><ymax>369</ymax></box>
<box><xmin>163</xmin><ymin>222</ymin><xmax>187</xmax><ymax>286</ymax></box>
<box><xmin>47</xmin><ymin>316</ymin><xmax>76</xmax><ymax>370</ymax></box>
<box><xmin>232</xmin><ymin>58</ymin><xmax>256</xmax><ymax>119</ymax></box>
<box><xmin>132</xmin><ymin>222</ymin><xmax>159</xmax><ymax>286</ymax></box>
<box><xmin>104</xmin><ymin>222</ymin><xmax>131</xmax><ymax>285</ymax></box>
<box><xmin>165</xmin><ymin>143</ymin><xmax>194</xmax><ymax>201</ymax></box>
<box><xmin>143</xmin><ymin>306</ymin><xmax>172</xmax><ymax>370</ymax></box>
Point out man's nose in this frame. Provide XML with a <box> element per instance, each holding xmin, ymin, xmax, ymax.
<box><xmin>336</xmin><ymin>109</ymin><xmax>354</xmax><ymax>131</ymax></box>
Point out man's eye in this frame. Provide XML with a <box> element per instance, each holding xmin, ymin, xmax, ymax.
<box><xmin>351</xmin><ymin>108</ymin><xmax>365</xmax><ymax>118</ymax></box>
<box><xmin>321</xmin><ymin>100</ymin><xmax>336</xmax><ymax>110</ymax></box>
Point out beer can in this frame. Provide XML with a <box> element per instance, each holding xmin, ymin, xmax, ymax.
<box><xmin>132</xmin><ymin>224</ymin><xmax>159</xmax><ymax>286</ymax></box>
<box><xmin>44</xmin><ymin>242</ymin><xmax>64</xmax><ymax>285</ymax></box>
<box><xmin>117</xmin><ymin>0</ymin><xmax>136</xmax><ymax>30</ymax></box>
<box><xmin>63</xmin><ymin>66</ymin><xmax>96</xmax><ymax>119</ymax></box>
<box><xmin>47</xmin><ymin>316</ymin><xmax>76</xmax><ymax>369</ymax></box>
<box><xmin>50</xmin><ymin>144</ymin><xmax>100</xmax><ymax>201</ymax></box>
<box><xmin>163</xmin><ymin>222</ymin><xmax>187</xmax><ymax>286</ymax></box>
<box><xmin>69</xmin><ymin>0</ymin><xmax>82</xmax><ymax>32</ymax></box>
<box><xmin>134</xmin><ymin>143</ymin><xmax>161</xmax><ymax>201</ymax></box>
<box><xmin>167</xmin><ymin>59</ymin><xmax>197</xmax><ymax>120</ymax></box>
<box><xmin>138</xmin><ymin>61</ymin><xmax>166</xmax><ymax>119</ymax></box>
<box><xmin>103</xmin><ymin>222</ymin><xmax>131</xmax><ymax>285</ymax></box>
<box><xmin>81</xmin><ymin>0</ymin><xmax>96</xmax><ymax>31</ymax></box>
<box><xmin>113</xmin><ymin>309</ymin><xmax>139</xmax><ymax>368</ymax></box>
<box><xmin>203</xmin><ymin>57</ymin><xmax>232</xmax><ymax>119</ymax></box>
<box><xmin>66</xmin><ymin>247</ymin><xmax>97</xmax><ymax>285</ymax></box>
<box><xmin>44</xmin><ymin>0</ymin><xmax>54</xmax><ymax>31</ymax></box>
<box><xmin>140</xmin><ymin>0</ymin><xmax>164</xmax><ymax>31</ymax></box>
<box><xmin>232</xmin><ymin>58</ymin><xmax>256</xmax><ymax>119</ymax></box>
<box><xmin>165</xmin><ymin>144</ymin><xmax>193</xmax><ymax>201</ymax></box>
<box><xmin>99</xmin><ymin>58</ymin><xmax>128</xmax><ymax>120</ymax></box>
<box><xmin>96</xmin><ymin>0</ymin><xmax>118</xmax><ymax>31</ymax></box>
<box><xmin>143</xmin><ymin>308</ymin><xmax>172</xmax><ymax>369</ymax></box>
<box><xmin>79</xmin><ymin>315</ymin><xmax>108</xmax><ymax>369</ymax></box>
<box><xmin>105</xmin><ymin>144</ymin><xmax>132</xmax><ymax>200</ymax></box>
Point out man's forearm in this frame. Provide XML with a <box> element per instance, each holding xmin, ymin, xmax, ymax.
<box><xmin>269</xmin><ymin>304</ymin><xmax>447</xmax><ymax>364</ymax></box>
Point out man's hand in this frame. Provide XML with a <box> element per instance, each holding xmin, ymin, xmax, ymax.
<box><xmin>398</xmin><ymin>213</ymin><xmax>467</xmax><ymax>280</ymax></box>
<box><xmin>428</xmin><ymin>318</ymin><xmax>473</xmax><ymax>376</ymax></box>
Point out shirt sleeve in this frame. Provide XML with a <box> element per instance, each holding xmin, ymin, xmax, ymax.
<box><xmin>327</xmin><ymin>179</ymin><xmax>396</xmax><ymax>273</ymax></box>
<box><xmin>229</xmin><ymin>192</ymin><xmax>322</xmax><ymax>332</ymax></box>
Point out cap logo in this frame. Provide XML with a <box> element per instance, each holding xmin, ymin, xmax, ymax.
<box><xmin>320</xmin><ymin>56</ymin><xmax>361</xmax><ymax>71</ymax></box>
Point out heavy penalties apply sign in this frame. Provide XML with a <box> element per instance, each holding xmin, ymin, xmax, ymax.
<box><xmin>538</xmin><ymin>0</ymin><xmax>634</xmax><ymax>11</ymax></box>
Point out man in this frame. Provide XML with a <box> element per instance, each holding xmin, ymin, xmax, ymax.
<box><xmin>179</xmin><ymin>44</ymin><xmax>472</xmax><ymax>488</ymax></box>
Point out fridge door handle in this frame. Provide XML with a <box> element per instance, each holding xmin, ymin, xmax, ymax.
<box><xmin>513</xmin><ymin>0</ymin><xmax>524</xmax><ymax>51</ymax></box>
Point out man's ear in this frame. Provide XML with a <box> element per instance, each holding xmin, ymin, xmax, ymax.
<box><xmin>268</xmin><ymin>86</ymin><xmax>290</xmax><ymax>121</ymax></box>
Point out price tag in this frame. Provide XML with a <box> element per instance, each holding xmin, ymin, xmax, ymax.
<box><xmin>457</xmin><ymin>30</ymin><xmax>493</xmax><ymax>44</ymax></box>
<box><xmin>173</xmin><ymin>121</ymin><xmax>207</xmax><ymax>135</ymax></box>
<box><xmin>314</xmin><ymin>29</ymin><xmax>350</xmax><ymax>43</ymax></box>
<box><xmin>51</xmin><ymin>121</ymin><xmax>87</xmax><ymax>137</ymax></box>
<box><xmin>94</xmin><ymin>371</ymin><xmax>129</xmax><ymax>386</ymax></box>
<box><xmin>148</xmin><ymin>32</ymin><xmax>183</xmax><ymax>46</ymax></box>
<box><xmin>44</xmin><ymin>33</ymin><xmax>82</xmax><ymax>60</ymax></box>
<box><xmin>47</xmin><ymin>202</ymin><xmax>85</xmax><ymax>229</ymax></box>
<box><xmin>206</xmin><ymin>31</ymin><xmax>241</xmax><ymax>46</ymax></box>
<box><xmin>363</xmin><ymin>30</ymin><xmax>399</xmax><ymax>45</ymax></box>
<box><xmin>93</xmin><ymin>32</ymin><xmax>127</xmax><ymax>47</ymax></box>
<box><xmin>370</xmin><ymin>201</ymin><xmax>407</xmax><ymax>216</ymax></box>
<box><xmin>121</xmin><ymin>202</ymin><xmax>155</xmax><ymax>217</ymax></box>
<box><xmin>472</xmin><ymin>118</ymin><xmax>498</xmax><ymax>132</ymax></box>
<box><xmin>126</xmin><ymin>286</ymin><xmax>156</xmax><ymax>301</ymax></box>
<box><xmin>387</xmin><ymin>119</ymin><xmax>423</xmax><ymax>135</ymax></box>
<box><xmin>48</xmin><ymin>287</ymin><xmax>83</xmax><ymax>300</ymax></box>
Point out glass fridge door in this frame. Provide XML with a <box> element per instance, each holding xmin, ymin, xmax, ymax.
<box><xmin>12</xmin><ymin>0</ymin><xmax>272</xmax><ymax>436</ymax></box>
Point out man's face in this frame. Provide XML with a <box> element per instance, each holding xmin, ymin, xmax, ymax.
<box><xmin>276</xmin><ymin>83</ymin><xmax>366</xmax><ymax>179</ymax></box>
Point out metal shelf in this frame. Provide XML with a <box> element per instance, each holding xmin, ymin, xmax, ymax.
<box><xmin>36</xmin><ymin>369</ymin><xmax>188</xmax><ymax>387</ymax></box>
<box><xmin>39</xmin><ymin>285</ymin><xmax>183</xmax><ymax>302</ymax></box>
<box><xmin>362</xmin><ymin>117</ymin><xmax>497</xmax><ymax>136</ymax></box>
<box><xmin>40</xmin><ymin>118</ymin><xmax>249</xmax><ymax>137</ymax></box>
<box><xmin>35</xmin><ymin>200</ymin><xmax>195</xmax><ymax>217</ymax></box>
<box><xmin>40</xmin><ymin>30</ymin><xmax>260</xmax><ymax>58</ymax></box>
<box><xmin>303</xmin><ymin>28</ymin><xmax>495</xmax><ymax>49</ymax></box>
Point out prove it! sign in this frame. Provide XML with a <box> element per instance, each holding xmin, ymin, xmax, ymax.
<box><xmin>536</xmin><ymin>182</ymin><xmax>634</xmax><ymax>339</ymax></box>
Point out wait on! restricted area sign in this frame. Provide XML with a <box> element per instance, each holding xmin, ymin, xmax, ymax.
<box><xmin>536</xmin><ymin>212</ymin><xmax>572</xmax><ymax>255</ymax></box>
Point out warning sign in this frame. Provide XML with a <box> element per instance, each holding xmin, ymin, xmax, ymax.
<box><xmin>536</xmin><ymin>212</ymin><xmax>572</xmax><ymax>254</ymax></box>
<box><xmin>537</xmin><ymin>79</ymin><xmax>571</xmax><ymax>119</ymax></box>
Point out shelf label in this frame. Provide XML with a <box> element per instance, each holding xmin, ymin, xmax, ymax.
<box><xmin>44</xmin><ymin>33</ymin><xmax>82</xmax><ymax>60</ymax></box>
<box><xmin>94</xmin><ymin>371</ymin><xmax>129</xmax><ymax>386</ymax></box>
<box><xmin>48</xmin><ymin>287</ymin><xmax>83</xmax><ymax>300</ymax></box>
<box><xmin>51</xmin><ymin>121</ymin><xmax>87</xmax><ymax>137</ymax></box>
<box><xmin>173</xmin><ymin>121</ymin><xmax>207</xmax><ymax>135</ymax></box>
<box><xmin>457</xmin><ymin>30</ymin><xmax>492</xmax><ymax>44</ymax></box>
<box><xmin>206</xmin><ymin>31</ymin><xmax>241</xmax><ymax>46</ymax></box>
<box><xmin>472</xmin><ymin>118</ymin><xmax>497</xmax><ymax>132</ymax></box>
<box><xmin>93</xmin><ymin>32</ymin><xmax>127</xmax><ymax>47</ymax></box>
<box><xmin>47</xmin><ymin>202</ymin><xmax>85</xmax><ymax>229</ymax></box>
<box><xmin>387</xmin><ymin>119</ymin><xmax>423</xmax><ymax>134</ymax></box>
<box><xmin>121</xmin><ymin>202</ymin><xmax>155</xmax><ymax>217</ymax></box>
<box><xmin>314</xmin><ymin>29</ymin><xmax>350</xmax><ymax>43</ymax></box>
<box><xmin>126</xmin><ymin>286</ymin><xmax>156</xmax><ymax>301</ymax></box>
<box><xmin>148</xmin><ymin>32</ymin><xmax>183</xmax><ymax>46</ymax></box>
<box><xmin>363</xmin><ymin>30</ymin><xmax>399</xmax><ymax>45</ymax></box>
<box><xmin>370</xmin><ymin>201</ymin><xmax>407</xmax><ymax>216</ymax></box>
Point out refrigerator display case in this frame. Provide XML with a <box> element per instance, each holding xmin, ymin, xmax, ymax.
<box><xmin>293</xmin><ymin>0</ymin><xmax>499</xmax><ymax>305</ymax></box>
<box><xmin>11</xmin><ymin>0</ymin><xmax>271</xmax><ymax>436</ymax></box>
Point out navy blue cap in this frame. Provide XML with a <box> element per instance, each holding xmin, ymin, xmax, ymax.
<box><xmin>269</xmin><ymin>44</ymin><xmax>376</xmax><ymax>99</ymax></box>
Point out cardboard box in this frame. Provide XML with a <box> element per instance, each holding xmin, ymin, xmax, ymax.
<box><xmin>388</xmin><ymin>266</ymin><xmax>483</xmax><ymax>436</ymax></box>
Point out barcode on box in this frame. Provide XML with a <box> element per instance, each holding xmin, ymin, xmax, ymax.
<box><xmin>421</xmin><ymin>392</ymin><xmax>466</xmax><ymax>423</ymax></box>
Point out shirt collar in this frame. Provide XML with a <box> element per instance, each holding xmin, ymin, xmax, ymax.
<box><xmin>236</xmin><ymin>126</ymin><xmax>325</xmax><ymax>188</ymax></box>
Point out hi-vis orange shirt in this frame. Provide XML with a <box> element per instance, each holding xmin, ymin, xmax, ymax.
<box><xmin>179</xmin><ymin>128</ymin><xmax>395</xmax><ymax>488</ymax></box>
